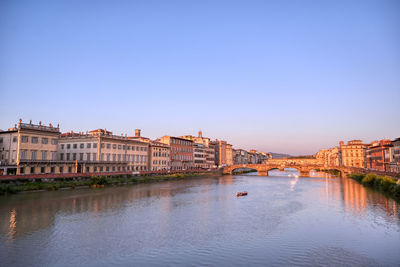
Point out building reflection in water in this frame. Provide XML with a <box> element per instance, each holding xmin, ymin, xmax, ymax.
<box><xmin>1</xmin><ymin>175</ymin><xmax>399</xmax><ymax>242</ymax></box>
<box><xmin>322</xmin><ymin>177</ymin><xmax>399</xmax><ymax>220</ymax></box>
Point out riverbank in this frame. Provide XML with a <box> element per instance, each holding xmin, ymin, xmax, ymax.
<box><xmin>0</xmin><ymin>172</ymin><xmax>216</xmax><ymax>195</ymax></box>
<box><xmin>232</xmin><ymin>169</ymin><xmax>257</xmax><ymax>175</ymax></box>
<box><xmin>348</xmin><ymin>173</ymin><xmax>400</xmax><ymax>201</ymax></box>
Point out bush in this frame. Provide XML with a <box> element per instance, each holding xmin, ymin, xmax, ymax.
<box><xmin>361</xmin><ymin>173</ymin><xmax>376</xmax><ymax>186</ymax></box>
<box><xmin>375</xmin><ymin>176</ymin><xmax>396</xmax><ymax>191</ymax></box>
<box><xmin>348</xmin><ymin>173</ymin><xmax>365</xmax><ymax>182</ymax></box>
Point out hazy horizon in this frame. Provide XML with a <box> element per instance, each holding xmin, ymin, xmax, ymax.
<box><xmin>1</xmin><ymin>0</ymin><xmax>399</xmax><ymax>155</ymax></box>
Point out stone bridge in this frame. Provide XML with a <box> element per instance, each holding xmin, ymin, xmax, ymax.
<box><xmin>223</xmin><ymin>158</ymin><xmax>354</xmax><ymax>177</ymax></box>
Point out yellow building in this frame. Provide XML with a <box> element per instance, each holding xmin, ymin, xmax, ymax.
<box><xmin>0</xmin><ymin>120</ymin><xmax>60</xmax><ymax>175</ymax></box>
<box><xmin>340</xmin><ymin>140</ymin><xmax>366</xmax><ymax>168</ymax></box>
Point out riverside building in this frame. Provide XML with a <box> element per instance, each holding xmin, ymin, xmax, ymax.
<box><xmin>159</xmin><ymin>136</ymin><xmax>194</xmax><ymax>170</ymax></box>
<box><xmin>58</xmin><ymin>129</ymin><xmax>149</xmax><ymax>173</ymax></box>
<box><xmin>340</xmin><ymin>140</ymin><xmax>367</xmax><ymax>168</ymax></box>
<box><xmin>180</xmin><ymin>131</ymin><xmax>216</xmax><ymax>169</ymax></box>
<box><xmin>0</xmin><ymin>120</ymin><xmax>60</xmax><ymax>175</ymax></box>
<box><xmin>365</xmin><ymin>140</ymin><xmax>393</xmax><ymax>171</ymax></box>
<box><xmin>149</xmin><ymin>141</ymin><xmax>170</xmax><ymax>171</ymax></box>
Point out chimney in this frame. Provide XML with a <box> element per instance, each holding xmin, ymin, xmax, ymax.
<box><xmin>135</xmin><ymin>129</ymin><xmax>141</xmax><ymax>137</ymax></box>
<box><xmin>339</xmin><ymin>141</ymin><xmax>344</xmax><ymax>147</ymax></box>
<box><xmin>198</xmin><ymin>130</ymin><xmax>203</xmax><ymax>138</ymax></box>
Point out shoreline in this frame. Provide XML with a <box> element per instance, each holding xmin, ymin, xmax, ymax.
<box><xmin>0</xmin><ymin>172</ymin><xmax>219</xmax><ymax>195</ymax></box>
<box><xmin>348</xmin><ymin>173</ymin><xmax>400</xmax><ymax>202</ymax></box>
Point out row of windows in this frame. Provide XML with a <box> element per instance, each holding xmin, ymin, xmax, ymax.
<box><xmin>172</xmin><ymin>155</ymin><xmax>193</xmax><ymax>161</ymax></box>
<box><xmin>172</xmin><ymin>139</ymin><xmax>191</xmax><ymax>146</ymax></box>
<box><xmin>19</xmin><ymin>165</ymin><xmax>147</xmax><ymax>174</ymax></box>
<box><xmin>61</xmin><ymin>143</ymin><xmax>97</xmax><ymax>149</ymax></box>
<box><xmin>153</xmin><ymin>152</ymin><xmax>169</xmax><ymax>157</ymax></box>
<box><xmin>20</xmin><ymin>136</ymin><xmax>58</xmax><ymax>145</ymax></box>
<box><xmin>152</xmin><ymin>160</ymin><xmax>169</xmax><ymax>165</ymax></box>
<box><xmin>59</xmin><ymin>153</ymin><xmax>148</xmax><ymax>163</ymax></box>
<box><xmin>172</xmin><ymin>147</ymin><xmax>192</xmax><ymax>153</ymax></box>
<box><xmin>20</xmin><ymin>150</ymin><xmax>57</xmax><ymax>160</ymax></box>
<box><xmin>60</xmin><ymin>142</ymin><xmax>147</xmax><ymax>151</ymax></box>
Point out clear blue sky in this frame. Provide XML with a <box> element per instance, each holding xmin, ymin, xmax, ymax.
<box><xmin>1</xmin><ymin>0</ymin><xmax>399</xmax><ymax>155</ymax></box>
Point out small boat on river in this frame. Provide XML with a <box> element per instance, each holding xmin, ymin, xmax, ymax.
<box><xmin>236</xmin><ymin>191</ymin><xmax>248</xmax><ymax>197</ymax></box>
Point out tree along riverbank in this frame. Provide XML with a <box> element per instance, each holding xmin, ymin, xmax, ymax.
<box><xmin>348</xmin><ymin>173</ymin><xmax>400</xmax><ymax>201</ymax></box>
<box><xmin>232</xmin><ymin>169</ymin><xmax>258</xmax><ymax>175</ymax></box>
<box><xmin>0</xmin><ymin>172</ymin><xmax>217</xmax><ymax>195</ymax></box>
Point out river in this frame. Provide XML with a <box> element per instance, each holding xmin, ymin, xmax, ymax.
<box><xmin>1</xmin><ymin>170</ymin><xmax>399</xmax><ymax>266</ymax></box>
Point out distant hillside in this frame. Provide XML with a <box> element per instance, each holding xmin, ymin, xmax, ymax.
<box><xmin>269</xmin><ymin>152</ymin><xmax>291</xmax><ymax>159</ymax></box>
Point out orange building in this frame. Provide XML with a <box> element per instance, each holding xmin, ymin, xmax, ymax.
<box><xmin>366</xmin><ymin>140</ymin><xmax>393</xmax><ymax>171</ymax></box>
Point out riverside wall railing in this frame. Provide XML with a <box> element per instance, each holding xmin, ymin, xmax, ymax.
<box><xmin>0</xmin><ymin>169</ymin><xmax>219</xmax><ymax>181</ymax></box>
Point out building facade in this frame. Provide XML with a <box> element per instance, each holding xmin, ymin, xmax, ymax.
<box><xmin>340</xmin><ymin>140</ymin><xmax>367</xmax><ymax>168</ymax></box>
<box><xmin>0</xmin><ymin>120</ymin><xmax>60</xmax><ymax>175</ymax></box>
<box><xmin>388</xmin><ymin>138</ymin><xmax>400</xmax><ymax>172</ymax></box>
<box><xmin>159</xmin><ymin>136</ymin><xmax>194</xmax><ymax>170</ymax></box>
<box><xmin>366</xmin><ymin>139</ymin><xmax>393</xmax><ymax>171</ymax></box>
<box><xmin>193</xmin><ymin>143</ymin><xmax>207</xmax><ymax>169</ymax></box>
<box><xmin>58</xmin><ymin>129</ymin><xmax>149</xmax><ymax>173</ymax></box>
<box><xmin>233</xmin><ymin>149</ymin><xmax>249</xmax><ymax>164</ymax></box>
<box><xmin>149</xmin><ymin>141</ymin><xmax>170</xmax><ymax>171</ymax></box>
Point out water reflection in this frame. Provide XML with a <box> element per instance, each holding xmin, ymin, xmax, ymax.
<box><xmin>0</xmin><ymin>174</ymin><xmax>399</xmax><ymax>266</ymax></box>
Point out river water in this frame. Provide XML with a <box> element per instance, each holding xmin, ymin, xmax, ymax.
<box><xmin>0</xmin><ymin>170</ymin><xmax>399</xmax><ymax>266</ymax></box>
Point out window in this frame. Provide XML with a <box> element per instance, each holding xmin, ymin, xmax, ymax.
<box><xmin>68</xmin><ymin>166</ymin><xmax>72</xmax><ymax>173</ymax></box>
<box><xmin>73</xmin><ymin>153</ymin><xmax>77</xmax><ymax>160</ymax></box>
<box><xmin>93</xmin><ymin>153</ymin><xmax>97</xmax><ymax>161</ymax></box>
<box><xmin>79</xmin><ymin>153</ymin><xmax>84</xmax><ymax>160</ymax></box>
<box><xmin>87</xmin><ymin>153</ymin><xmax>91</xmax><ymax>161</ymax></box>
<box><xmin>93</xmin><ymin>143</ymin><xmax>97</xmax><ymax>148</ymax></box>
<box><xmin>52</xmin><ymin>152</ymin><xmax>56</xmax><ymax>160</ymax></box>
<box><xmin>42</xmin><ymin>151</ymin><xmax>47</xmax><ymax>160</ymax></box>
<box><xmin>87</xmin><ymin>143</ymin><xmax>91</xmax><ymax>148</ymax></box>
<box><xmin>118</xmin><ymin>145</ymin><xmax>121</xmax><ymax>150</ymax></box>
<box><xmin>20</xmin><ymin>150</ymin><xmax>27</xmax><ymax>160</ymax></box>
<box><xmin>52</xmin><ymin>139</ymin><xmax>58</xmax><ymax>145</ymax></box>
<box><xmin>20</xmin><ymin>167</ymin><xmax>24</xmax><ymax>174</ymax></box>
<box><xmin>31</xmin><ymin>150</ymin><xmax>37</xmax><ymax>160</ymax></box>
<box><xmin>106</xmin><ymin>166</ymin><xmax>109</xmax><ymax>172</ymax></box>
<box><xmin>30</xmin><ymin>167</ymin><xmax>35</xmax><ymax>174</ymax></box>
<box><xmin>13</xmin><ymin>137</ymin><xmax>17</xmax><ymax>142</ymax></box>
<box><xmin>101</xmin><ymin>143</ymin><xmax>104</xmax><ymax>148</ymax></box>
<box><xmin>60</xmin><ymin>153</ymin><xmax>64</xmax><ymax>160</ymax></box>
<box><xmin>73</xmin><ymin>144</ymin><xmax>77</xmax><ymax>149</ymax></box>
<box><xmin>99</xmin><ymin>166</ymin><xmax>103</xmax><ymax>172</ymax></box>
<box><xmin>42</xmin><ymin>138</ymin><xmax>48</xmax><ymax>144</ymax></box>
<box><xmin>107</xmin><ymin>144</ymin><xmax>111</xmax><ymax>149</ymax></box>
<box><xmin>21</xmin><ymin>136</ymin><xmax>29</xmax><ymax>143</ymax></box>
<box><xmin>61</xmin><ymin>144</ymin><xmax>65</xmax><ymax>149</ymax></box>
<box><xmin>86</xmin><ymin>166</ymin><xmax>90</xmax><ymax>172</ymax></box>
<box><xmin>41</xmin><ymin>166</ymin><xmax>45</xmax><ymax>173</ymax></box>
<box><xmin>113</xmin><ymin>144</ymin><xmax>117</xmax><ymax>149</ymax></box>
<box><xmin>59</xmin><ymin>166</ymin><xmax>64</xmax><ymax>173</ymax></box>
<box><xmin>67</xmin><ymin>144</ymin><xmax>71</xmax><ymax>149</ymax></box>
<box><xmin>80</xmin><ymin>143</ymin><xmax>84</xmax><ymax>148</ymax></box>
<box><xmin>51</xmin><ymin>167</ymin><xmax>55</xmax><ymax>173</ymax></box>
<box><xmin>32</xmin><ymin>137</ymin><xmax>39</xmax><ymax>143</ymax></box>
